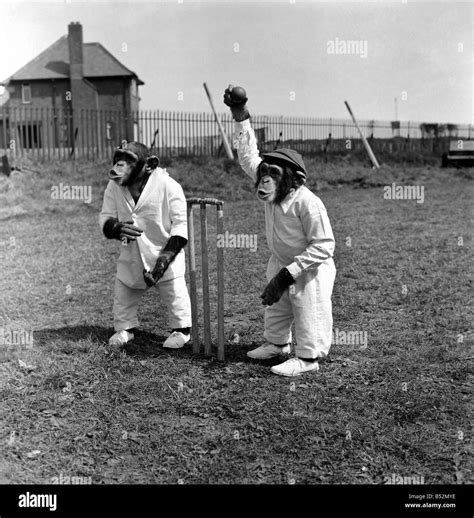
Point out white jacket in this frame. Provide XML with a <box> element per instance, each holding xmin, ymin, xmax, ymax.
<box><xmin>99</xmin><ymin>168</ymin><xmax>188</xmax><ymax>289</ymax></box>
<box><xmin>233</xmin><ymin>119</ymin><xmax>335</xmax><ymax>279</ymax></box>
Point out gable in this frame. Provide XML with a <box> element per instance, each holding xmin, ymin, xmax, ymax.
<box><xmin>2</xmin><ymin>36</ymin><xmax>143</xmax><ymax>85</ymax></box>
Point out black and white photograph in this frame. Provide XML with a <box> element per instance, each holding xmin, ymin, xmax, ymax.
<box><xmin>0</xmin><ymin>0</ymin><xmax>471</xmax><ymax>515</ymax></box>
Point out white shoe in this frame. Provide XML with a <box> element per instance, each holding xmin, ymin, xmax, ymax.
<box><xmin>247</xmin><ymin>343</ymin><xmax>291</xmax><ymax>360</ymax></box>
<box><xmin>163</xmin><ymin>331</ymin><xmax>190</xmax><ymax>349</ymax></box>
<box><xmin>109</xmin><ymin>330</ymin><xmax>134</xmax><ymax>346</ymax></box>
<box><xmin>271</xmin><ymin>357</ymin><xmax>319</xmax><ymax>377</ymax></box>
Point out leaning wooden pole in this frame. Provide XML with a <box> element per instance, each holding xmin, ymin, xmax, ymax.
<box><xmin>203</xmin><ymin>82</ymin><xmax>234</xmax><ymax>159</ymax></box>
<box><xmin>344</xmin><ymin>100</ymin><xmax>380</xmax><ymax>169</ymax></box>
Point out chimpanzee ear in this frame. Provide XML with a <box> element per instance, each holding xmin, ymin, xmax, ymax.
<box><xmin>295</xmin><ymin>170</ymin><xmax>306</xmax><ymax>184</ymax></box>
<box><xmin>146</xmin><ymin>156</ymin><xmax>160</xmax><ymax>171</ymax></box>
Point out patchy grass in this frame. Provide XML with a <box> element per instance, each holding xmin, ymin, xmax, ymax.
<box><xmin>0</xmin><ymin>155</ymin><xmax>472</xmax><ymax>484</ymax></box>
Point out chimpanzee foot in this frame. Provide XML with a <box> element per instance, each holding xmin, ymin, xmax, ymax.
<box><xmin>247</xmin><ymin>343</ymin><xmax>291</xmax><ymax>360</ymax></box>
<box><xmin>163</xmin><ymin>331</ymin><xmax>190</xmax><ymax>349</ymax></box>
<box><xmin>109</xmin><ymin>330</ymin><xmax>135</xmax><ymax>347</ymax></box>
<box><xmin>271</xmin><ymin>358</ymin><xmax>320</xmax><ymax>377</ymax></box>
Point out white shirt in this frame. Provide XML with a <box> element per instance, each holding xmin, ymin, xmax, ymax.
<box><xmin>99</xmin><ymin>168</ymin><xmax>188</xmax><ymax>289</ymax></box>
<box><xmin>234</xmin><ymin>119</ymin><xmax>335</xmax><ymax>279</ymax></box>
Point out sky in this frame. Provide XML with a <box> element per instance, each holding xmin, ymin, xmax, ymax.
<box><xmin>0</xmin><ymin>0</ymin><xmax>472</xmax><ymax>124</ymax></box>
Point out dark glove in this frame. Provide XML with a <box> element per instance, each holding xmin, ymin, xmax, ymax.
<box><xmin>223</xmin><ymin>85</ymin><xmax>250</xmax><ymax>122</ymax></box>
<box><xmin>103</xmin><ymin>218</ymin><xmax>143</xmax><ymax>242</ymax></box>
<box><xmin>143</xmin><ymin>235</ymin><xmax>188</xmax><ymax>287</ymax></box>
<box><xmin>143</xmin><ymin>253</ymin><xmax>173</xmax><ymax>287</ymax></box>
<box><xmin>261</xmin><ymin>268</ymin><xmax>295</xmax><ymax>306</ymax></box>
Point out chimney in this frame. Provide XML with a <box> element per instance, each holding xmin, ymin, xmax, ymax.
<box><xmin>68</xmin><ymin>22</ymin><xmax>83</xmax><ymax>80</ymax></box>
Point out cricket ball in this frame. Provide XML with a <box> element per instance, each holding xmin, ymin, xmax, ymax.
<box><xmin>230</xmin><ymin>86</ymin><xmax>247</xmax><ymax>104</ymax></box>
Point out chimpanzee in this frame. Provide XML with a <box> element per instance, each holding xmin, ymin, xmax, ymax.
<box><xmin>224</xmin><ymin>86</ymin><xmax>336</xmax><ymax>377</ymax></box>
<box><xmin>99</xmin><ymin>141</ymin><xmax>191</xmax><ymax>349</ymax></box>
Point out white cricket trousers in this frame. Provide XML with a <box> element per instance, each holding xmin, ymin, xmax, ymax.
<box><xmin>113</xmin><ymin>275</ymin><xmax>192</xmax><ymax>332</ymax></box>
<box><xmin>263</xmin><ymin>255</ymin><xmax>336</xmax><ymax>360</ymax></box>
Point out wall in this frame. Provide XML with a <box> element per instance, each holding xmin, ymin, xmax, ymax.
<box><xmin>89</xmin><ymin>78</ymin><xmax>126</xmax><ymax>112</ymax></box>
<box><xmin>5</xmin><ymin>77</ymin><xmax>138</xmax><ymax>149</ymax></box>
<box><xmin>7</xmin><ymin>79</ymin><xmax>71</xmax><ymax>110</ymax></box>
<box><xmin>70</xmin><ymin>77</ymin><xmax>99</xmax><ymax>150</ymax></box>
<box><xmin>6</xmin><ymin>79</ymin><xmax>73</xmax><ymax>149</ymax></box>
<box><xmin>90</xmin><ymin>77</ymin><xmax>137</xmax><ymax>140</ymax></box>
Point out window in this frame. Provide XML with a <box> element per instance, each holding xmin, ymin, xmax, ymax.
<box><xmin>106</xmin><ymin>122</ymin><xmax>114</xmax><ymax>141</ymax></box>
<box><xmin>19</xmin><ymin>123</ymin><xmax>42</xmax><ymax>148</ymax></box>
<box><xmin>131</xmin><ymin>79</ymin><xmax>137</xmax><ymax>97</ymax></box>
<box><xmin>22</xmin><ymin>83</ymin><xmax>32</xmax><ymax>104</ymax></box>
<box><xmin>60</xmin><ymin>123</ymin><xmax>69</xmax><ymax>144</ymax></box>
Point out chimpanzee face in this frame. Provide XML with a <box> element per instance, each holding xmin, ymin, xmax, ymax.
<box><xmin>255</xmin><ymin>163</ymin><xmax>284</xmax><ymax>203</ymax></box>
<box><xmin>110</xmin><ymin>150</ymin><xmax>141</xmax><ymax>186</ymax></box>
<box><xmin>113</xmin><ymin>158</ymin><xmax>137</xmax><ymax>186</ymax></box>
<box><xmin>110</xmin><ymin>142</ymin><xmax>150</xmax><ymax>186</ymax></box>
<box><xmin>255</xmin><ymin>161</ymin><xmax>306</xmax><ymax>205</ymax></box>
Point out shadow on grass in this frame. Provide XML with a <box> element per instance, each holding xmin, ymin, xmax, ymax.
<box><xmin>33</xmin><ymin>325</ymin><xmax>245</xmax><ymax>362</ymax></box>
<box><xmin>33</xmin><ymin>326</ymin><xmax>281</xmax><ymax>365</ymax></box>
<box><xmin>34</xmin><ymin>325</ymin><xmax>171</xmax><ymax>358</ymax></box>
<box><xmin>22</xmin><ymin>326</ymin><xmax>333</xmax><ymax>366</ymax></box>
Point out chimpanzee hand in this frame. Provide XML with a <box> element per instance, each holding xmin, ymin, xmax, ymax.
<box><xmin>223</xmin><ymin>85</ymin><xmax>250</xmax><ymax>122</ymax></box>
<box><xmin>118</xmin><ymin>221</ymin><xmax>143</xmax><ymax>241</ymax></box>
<box><xmin>143</xmin><ymin>236</ymin><xmax>187</xmax><ymax>287</ymax></box>
<box><xmin>103</xmin><ymin>218</ymin><xmax>143</xmax><ymax>242</ymax></box>
<box><xmin>143</xmin><ymin>252</ymin><xmax>174</xmax><ymax>287</ymax></box>
<box><xmin>260</xmin><ymin>268</ymin><xmax>295</xmax><ymax>306</ymax></box>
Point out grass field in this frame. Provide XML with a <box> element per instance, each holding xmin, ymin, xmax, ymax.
<box><xmin>0</xmin><ymin>154</ymin><xmax>472</xmax><ymax>485</ymax></box>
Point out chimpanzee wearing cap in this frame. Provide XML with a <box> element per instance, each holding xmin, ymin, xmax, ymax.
<box><xmin>99</xmin><ymin>141</ymin><xmax>192</xmax><ymax>349</ymax></box>
<box><xmin>224</xmin><ymin>86</ymin><xmax>336</xmax><ymax>377</ymax></box>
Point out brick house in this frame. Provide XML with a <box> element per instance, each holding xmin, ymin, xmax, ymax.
<box><xmin>0</xmin><ymin>22</ymin><xmax>143</xmax><ymax>152</ymax></box>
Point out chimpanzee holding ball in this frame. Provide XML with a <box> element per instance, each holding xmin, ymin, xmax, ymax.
<box><xmin>99</xmin><ymin>142</ymin><xmax>192</xmax><ymax>349</ymax></box>
<box><xmin>224</xmin><ymin>86</ymin><xmax>336</xmax><ymax>377</ymax></box>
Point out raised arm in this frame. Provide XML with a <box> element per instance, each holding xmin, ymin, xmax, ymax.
<box><xmin>224</xmin><ymin>85</ymin><xmax>262</xmax><ymax>182</ymax></box>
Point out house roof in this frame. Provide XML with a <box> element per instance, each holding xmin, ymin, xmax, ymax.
<box><xmin>2</xmin><ymin>35</ymin><xmax>144</xmax><ymax>85</ymax></box>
